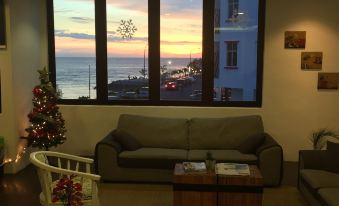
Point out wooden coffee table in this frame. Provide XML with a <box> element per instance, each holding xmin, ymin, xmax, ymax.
<box><xmin>173</xmin><ymin>163</ymin><xmax>263</xmax><ymax>206</ymax></box>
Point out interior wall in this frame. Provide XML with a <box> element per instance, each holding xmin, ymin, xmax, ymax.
<box><xmin>0</xmin><ymin>0</ymin><xmax>17</xmax><ymax>172</ymax></box>
<box><xmin>0</xmin><ymin>0</ymin><xmax>45</xmax><ymax>173</ymax></box>
<box><xmin>53</xmin><ymin>0</ymin><xmax>339</xmax><ymax>161</ymax></box>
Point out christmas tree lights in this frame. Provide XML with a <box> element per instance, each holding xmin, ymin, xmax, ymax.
<box><xmin>21</xmin><ymin>68</ymin><xmax>66</xmax><ymax>151</ymax></box>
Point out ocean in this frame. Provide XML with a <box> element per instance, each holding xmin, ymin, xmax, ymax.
<box><xmin>56</xmin><ymin>57</ymin><xmax>192</xmax><ymax>99</ymax></box>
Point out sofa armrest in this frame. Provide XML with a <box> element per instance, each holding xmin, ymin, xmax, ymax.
<box><xmin>256</xmin><ymin>133</ymin><xmax>280</xmax><ymax>155</ymax></box>
<box><xmin>256</xmin><ymin>133</ymin><xmax>283</xmax><ymax>186</ymax></box>
<box><xmin>94</xmin><ymin>129</ymin><xmax>122</xmax><ymax>174</ymax></box>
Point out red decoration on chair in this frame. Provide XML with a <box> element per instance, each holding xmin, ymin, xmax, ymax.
<box><xmin>52</xmin><ymin>174</ymin><xmax>84</xmax><ymax>206</ymax></box>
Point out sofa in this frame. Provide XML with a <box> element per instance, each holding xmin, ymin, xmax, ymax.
<box><xmin>95</xmin><ymin>114</ymin><xmax>283</xmax><ymax>186</ymax></box>
<box><xmin>298</xmin><ymin>142</ymin><xmax>339</xmax><ymax>206</ymax></box>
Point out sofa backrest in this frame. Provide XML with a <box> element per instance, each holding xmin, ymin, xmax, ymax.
<box><xmin>189</xmin><ymin>115</ymin><xmax>264</xmax><ymax>150</ymax></box>
<box><xmin>117</xmin><ymin>114</ymin><xmax>189</xmax><ymax>149</ymax></box>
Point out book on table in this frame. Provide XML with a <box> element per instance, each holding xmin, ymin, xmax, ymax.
<box><xmin>215</xmin><ymin>163</ymin><xmax>250</xmax><ymax>176</ymax></box>
<box><xmin>182</xmin><ymin>162</ymin><xmax>207</xmax><ymax>173</ymax></box>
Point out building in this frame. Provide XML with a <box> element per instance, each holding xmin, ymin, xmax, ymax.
<box><xmin>214</xmin><ymin>0</ymin><xmax>259</xmax><ymax>101</ymax></box>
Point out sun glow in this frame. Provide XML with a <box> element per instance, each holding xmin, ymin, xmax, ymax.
<box><xmin>54</xmin><ymin>0</ymin><xmax>202</xmax><ymax>58</ymax></box>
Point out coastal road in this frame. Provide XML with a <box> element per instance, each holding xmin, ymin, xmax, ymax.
<box><xmin>160</xmin><ymin>78</ymin><xmax>202</xmax><ymax>101</ymax></box>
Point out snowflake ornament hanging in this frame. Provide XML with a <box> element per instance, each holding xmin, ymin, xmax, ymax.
<box><xmin>116</xmin><ymin>19</ymin><xmax>137</xmax><ymax>39</ymax></box>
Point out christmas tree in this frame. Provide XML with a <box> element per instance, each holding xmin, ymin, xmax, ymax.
<box><xmin>22</xmin><ymin>68</ymin><xmax>66</xmax><ymax>151</ymax></box>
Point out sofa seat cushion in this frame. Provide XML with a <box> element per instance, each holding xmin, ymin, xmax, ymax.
<box><xmin>189</xmin><ymin>116</ymin><xmax>264</xmax><ymax>150</ymax></box>
<box><xmin>318</xmin><ymin>188</ymin><xmax>339</xmax><ymax>206</ymax></box>
<box><xmin>117</xmin><ymin>114</ymin><xmax>189</xmax><ymax>149</ymax></box>
<box><xmin>118</xmin><ymin>148</ymin><xmax>188</xmax><ymax>169</ymax></box>
<box><xmin>187</xmin><ymin>150</ymin><xmax>257</xmax><ymax>164</ymax></box>
<box><xmin>300</xmin><ymin>169</ymin><xmax>339</xmax><ymax>193</ymax></box>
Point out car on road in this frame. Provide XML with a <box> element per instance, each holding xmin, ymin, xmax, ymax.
<box><xmin>120</xmin><ymin>91</ymin><xmax>137</xmax><ymax>99</ymax></box>
<box><xmin>138</xmin><ymin>86</ymin><xmax>149</xmax><ymax>98</ymax></box>
<box><xmin>186</xmin><ymin>76</ymin><xmax>196</xmax><ymax>83</ymax></box>
<box><xmin>165</xmin><ymin>82</ymin><xmax>178</xmax><ymax>90</ymax></box>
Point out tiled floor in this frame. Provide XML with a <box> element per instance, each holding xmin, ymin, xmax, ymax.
<box><xmin>0</xmin><ymin>163</ymin><xmax>309</xmax><ymax>206</ymax></box>
<box><xmin>0</xmin><ymin>164</ymin><xmax>40</xmax><ymax>206</ymax></box>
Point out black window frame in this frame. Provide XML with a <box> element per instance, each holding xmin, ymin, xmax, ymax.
<box><xmin>47</xmin><ymin>0</ymin><xmax>265</xmax><ymax>108</ymax></box>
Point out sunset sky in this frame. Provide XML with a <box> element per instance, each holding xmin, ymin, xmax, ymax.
<box><xmin>54</xmin><ymin>0</ymin><xmax>202</xmax><ymax>58</ymax></box>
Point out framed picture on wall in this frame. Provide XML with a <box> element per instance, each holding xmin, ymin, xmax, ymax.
<box><xmin>0</xmin><ymin>0</ymin><xmax>6</xmax><ymax>49</ymax></box>
<box><xmin>284</xmin><ymin>31</ymin><xmax>306</xmax><ymax>49</ymax></box>
<box><xmin>301</xmin><ymin>52</ymin><xmax>323</xmax><ymax>70</ymax></box>
<box><xmin>318</xmin><ymin>73</ymin><xmax>339</xmax><ymax>90</ymax></box>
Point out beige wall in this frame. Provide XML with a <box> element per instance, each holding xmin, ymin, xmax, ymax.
<box><xmin>0</xmin><ymin>0</ymin><xmax>17</xmax><ymax>172</ymax></box>
<box><xmin>0</xmin><ymin>0</ymin><xmax>45</xmax><ymax>173</ymax></box>
<box><xmin>1</xmin><ymin>0</ymin><xmax>339</xmax><ymax>173</ymax></box>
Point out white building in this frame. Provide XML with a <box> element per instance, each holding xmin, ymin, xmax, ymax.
<box><xmin>214</xmin><ymin>0</ymin><xmax>259</xmax><ymax>101</ymax></box>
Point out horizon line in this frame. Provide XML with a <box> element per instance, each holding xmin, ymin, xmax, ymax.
<box><xmin>55</xmin><ymin>56</ymin><xmax>202</xmax><ymax>59</ymax></box>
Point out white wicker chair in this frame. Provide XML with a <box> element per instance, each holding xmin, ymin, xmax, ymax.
<box><xmin>30</xmin><ymin>151</ymin><xmax>101</xmax><ymax>206</ymax></box>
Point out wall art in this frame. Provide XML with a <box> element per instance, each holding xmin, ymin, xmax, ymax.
<box><xmin>284</xmin><ymin>31</ymin><xmax>306</xmax><ymax>49</ymax></box>
<box><xmin>301</xmin><ymin>52</ymin><xmax>323</xmax><ymax>70</ymax></box>
<box><xmin>318</xmin><ymin>72</ymin><xmax>339</xmax><ymax>90</ymax></box>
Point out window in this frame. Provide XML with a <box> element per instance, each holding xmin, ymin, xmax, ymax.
<box><xmin>52</xmin><ymin>0</ymin><xmax>96</xmax><ymax>100</ymax></box>
<box><xmin>160</xmin><ymin>0</ymin><xmax>202</xmax><ymax>101</ymax></box>
<box><xmin>106</xmin><ymin>0</ymin><xmax>149</xmax><ymax>101</ymax></box>
<box><xmin>47</xmin><ymin>0</ymin><xmax>264</xmax><ymax>107</ymax></box>
<box><xmin>228</xmin><ymin>0</ymin><xmax>239</xmax><ymax>19</ymax></box>
<box><xmin>214</xmin><ymin>0</ymin><xmax>260</xmax><ymax>103</ymax></box>
<box><xmin>225</xmin><ymin>41</ymin><xmax>238</xmax><ymax>68</ymax></box>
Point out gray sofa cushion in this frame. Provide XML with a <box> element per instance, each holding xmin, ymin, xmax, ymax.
<box><xmin>237</xmin><ymin>133</ymin><xmax>265</xmax><ymax>154</ymax></box>
<box><xmin>117</xmin><ymin>114</ymin><xmax>189</xmax><ymax>149</ymax></box>
<box><xmin>189</xmin><ymin>115</ymin><xmax>264</xmax><ymax>149</ymax></box>
<box><xmin>113</xmin><ymin>129</ymin><xmax>141</xmax><ymax>151</ymax></box>
<box><xmin>118</xmin><ymin>148</ymin><xmax>188</xmax><ymax>169</ymax></box>
<box><xmin>300</xmin><ymin>169</ymin><xmax>339</xmax><ymax>192</ymax></box>
<box><xmin>187</xmin><ymin>149</ymin><xmax>257</xmax><ymax>163</ymax></box>
<box><xmin>318</xmin><ymin>188</ymin><xmax>339</xmax><ymax>206</ymax></box>
<box><xmin>327</xmin><ymin>141</ymin><xmax>339</xmax><ymax>173</ymax></box>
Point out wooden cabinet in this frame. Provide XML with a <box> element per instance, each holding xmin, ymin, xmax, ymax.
<box><xmin>173</xmin><ymin>164</ymin><xmax>217</xmax><ymax>206</ymax></box>
<box><xmin>218</xmin><ymin>166</ymin><xmax>263</xmax><ymax>206</ymax></box>
<box><xmin>173</xmin><ymin>164</ymin><xmax>263</xmax><ymax>206</ymax></box>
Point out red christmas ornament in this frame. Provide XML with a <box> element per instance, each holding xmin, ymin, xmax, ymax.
<box><xmin>33</xmin><ymin>87</ymin><xmax>42</xmax><ymax>95</ymax></box>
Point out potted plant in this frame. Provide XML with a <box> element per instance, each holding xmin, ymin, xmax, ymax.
<box><xmin>310</xmin><ymin>128</ymin><xmax>339</xmax><ymax>150</ymax></box>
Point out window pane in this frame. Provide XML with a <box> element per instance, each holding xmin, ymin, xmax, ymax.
<box><xmin>214</xmin><ymin>0</ymin><xmax>259</xmax><ymax>102</ymax></box>
<box><xmin>107</xmin><ymin>0</ymin><xmax>148</xmax><ymax>100</ymax></box>
<box><xmin>54</xmin><ymin>0</ymin><xmax>96</xmax><ymax>100</ymax></box>
<box><xmin>160</xmin><ymin>0</ymin><xmax>202</xmax><ymax>101</ymax></box>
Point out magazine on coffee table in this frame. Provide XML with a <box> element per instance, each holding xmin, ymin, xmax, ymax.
<box><xmin>215</xmin><ymin>163</ymin><xmax>250</xmax><ymax>176</ymax></box>
<box><xmin>182</xmin><ymin>162</ymin><xmax>207</xmax><ymax>173</ymax></box>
